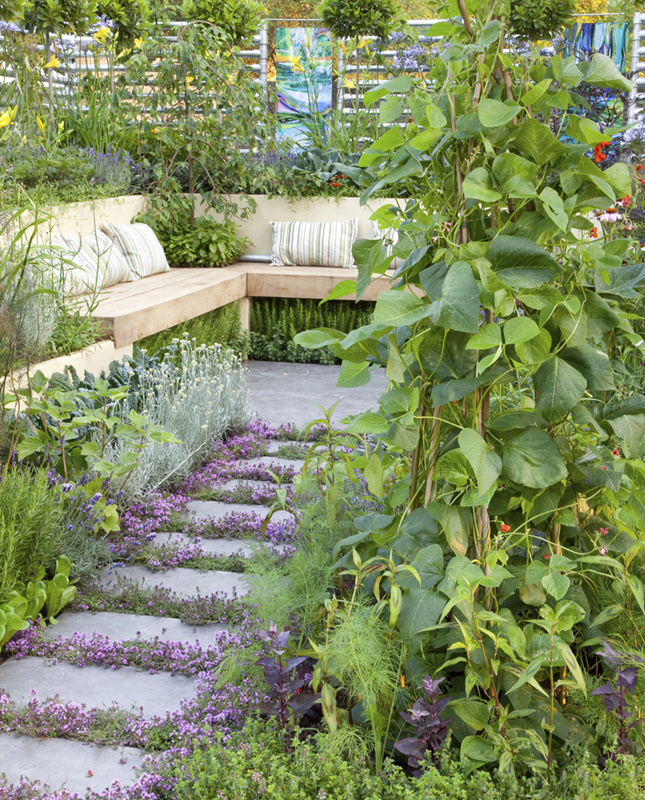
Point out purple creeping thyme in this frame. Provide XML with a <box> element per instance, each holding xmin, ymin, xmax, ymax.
<box><xmin>0</xmin><ymin>767</ymin><xmax>175</xmax><ymax>800</ymax></box>
<box><xmin>70</xmin><ymin>578</ymin><xmax>250</xmax><ymax>626</ymax></box>
<box><xmin>202</xmin><ymin>482</ymin><xmax>293</xmax><ymax>506</ymax></box>
<box><xmin>0</xmin><ymin>672</ymin><xmax>266</xmax><ymax>752</ymax></box>
<box><xmin>6</xmin><ymin>622</ymin><xmax>251</xmax><ymax>676</ymax></box>
<box><xmin>1</xmin><ymin>621</ymin><xmax>268</xmax><ymax>760</ymax></box>
<box><xmin>0</xmin><ymin>419</ymin><xmax>321</xmax><ymax>798</ymax></box>
<box><xmin>194</xmin><ymin>511</ymin><xmax>297</xmax><ymax>544</ymax></box>
<box><xmin>182</xmin><ymin>448</ymin><xmax>298</xmax><ymax>495</ymax></box>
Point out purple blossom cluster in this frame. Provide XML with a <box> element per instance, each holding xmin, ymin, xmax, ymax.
<box><xmin>87</xmin><ymin>145</ymin><xmax>137</xmax><ymax>176</ymax></box>
<box><xmin>6</xmin><ymin>624</ymin><xmax>243</xmax><ymax>676</ymax></box>
<box><xmin>207</xmin><ymin>482</ymin><xmax>293</xmax><ymax>506</ymax></box>
<box><xmin>392</xmin><ymin>43</ymin><xmax>429</xmax><ymax>72</ymax></box>
<box><xmin>0</xmin><ymin>759</ymin><xmax>172</xmax><ymax>800</ymax></box>
<box><xmin>194</xmin><ymin>510</ymin><xmax>297</xmax><ymax>545</ymax></box>
<box><xmin>0</xmin><ymin>664</ymin><xmax>264</xmax><ymax>758</ymax></box>
<box><xmin>0</xmin><ymin>418</ymin><xmax>319</xmax><ymax>797</ymax></box>
<box><xmin>71</xmin><ymin>578</ymin><xmax>249</xmax><ymax>625</ymax></box>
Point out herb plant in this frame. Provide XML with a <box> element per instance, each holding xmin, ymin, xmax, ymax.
<box><xmin>140</xmin><ymin>202</ymin><xmax>248</xmax><ymax>268</ymax></box>
<box><xmin>395</xmin><ymin>676</ymin><xmax>451</xmax><ymax>774</ymax></box>
<box><xmin>255</xmin><ymin>623</ymin><xmax>319</xmax><ymax>734</ymax></box>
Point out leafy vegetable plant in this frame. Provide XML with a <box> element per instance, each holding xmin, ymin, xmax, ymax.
<box><xmin>295</xmin><ymin>0</ymin><xmax>645</xmax><ymax>778</ymax></box>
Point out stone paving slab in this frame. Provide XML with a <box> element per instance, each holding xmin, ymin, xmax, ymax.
<box><xmin>43</xmin><ymin>611</ymin><xmax>228</xmax><ymax>644</ymax></box>
<box><xmin>242</xmin><ymin>456</ymin><xmax>304</xmax><ymax>471</ymax></box>
<box><xmin>219</xmin><ymin>479</ymin><xmax>285</xmax><ymax>492</ymax></box>
<box><xmin>98</xmin><ymin>565</ymin><xmax>251</xmax><ymax>599</ymax></box>
<box><xmin>263</xmin><ymin>440</ymin><xmax>307</xmax><ymax>457</ymax></box>
<box><xmin>0</xmin><ymin>656</ymin><xmax>196</xmax><ymax>718</ymax></box>
<box><xmin>246</xmin><ymin>361</ymin><xmax>389</xmax><ymax>427</ymax></box>
<box><xmin>185</xmin><ymin>500</ymin><xmax>292</xmax><ymax>522</ymax></box>
<box><xmin>152</xmin><ymin>532</ymin><xmax>290</xmax><ymax>557</ymax></box>
<box><xmin>0</xmin><ymin>733</ymin><xmax>144</xmax><ymax>796</ymax></box>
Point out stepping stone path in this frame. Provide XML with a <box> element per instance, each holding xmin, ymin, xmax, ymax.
<box><xmin>0</xmin><ymin>360</ymin><xmax>388</xmax><ymax>796</ymax></box>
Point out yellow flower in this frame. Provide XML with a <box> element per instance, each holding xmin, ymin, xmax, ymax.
<box><xmin>358</xmin><ymin>37</ymin><xmax>370</xmax><ymax>51</ymax></box>
<box><xmin>0</xmin><ymin>106</ymin><xmax>16</xmax><ymax>128</ymax></box>
<box><xmin>134</xmin><ymin>37</ymin><xmax>143</xmax><ymax>48</ymax></box>
<box><xmin>343</xmin><ymin>76</ymin><xmax>356</xmax><ymax>89</ymax></box>
<box><xmin>290</xmin><ymin>55</ymin><xmax>303</xmax><ymax>72</ymax></box>
<box><xmin>43</xmin><ymin>55</ymin><xmax>60</xmax><ymax>69</ymax></box>
<box><xmin>92</xmin><ymin>26</ymin><xmax>112</xmax><ymax>43</ymax></box>
<box><xmin>36</xmin><ymin>115</ymin><xmax>46</xmax><ymax>135</ymax></box>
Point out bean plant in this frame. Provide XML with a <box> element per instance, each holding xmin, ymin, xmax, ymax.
<box><xmin>296</xmin><ymin>0</ymin><xmax>645</xmax><ymax>778</ymax></box>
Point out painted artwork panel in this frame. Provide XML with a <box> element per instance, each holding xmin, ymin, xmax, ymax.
<box><xmin>275</xmin><ymin>26</ymin><xmax>333</xmax><ymax>144</ymax></box>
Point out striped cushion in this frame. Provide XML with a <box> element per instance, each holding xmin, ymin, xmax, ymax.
<box><xmin>270</xmin><ymin>219</ymin><xmax>358</xmax><ymax>268</ymax></box>
<box><xmin>102</xmin><ymin>222</ymin><xmax>170</xmax><ymax>279</ymax></box>
<box><xmin>65</xmin><ymin>231</ymin><xmax>132</xmax><ymax>289</ymax></box>
<box><xmin>38</xmin><ymin>235</ymin><xmax>104</xmax><ymax>296</ymax></box>
<box><xmin>36</xmin><ymin>236</ymin><xmax>83</xmax><ymax>296</ymax></box>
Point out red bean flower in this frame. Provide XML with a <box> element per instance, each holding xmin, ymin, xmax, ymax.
<box><xmin>593</xmin><ymin>141</ymin><xmax>611</xmax><ymax>162</ymax></box>
<box><xmin>500</xmin><ymin>522</ymin><xmax>512</xmax><ymax>533</ymax></box>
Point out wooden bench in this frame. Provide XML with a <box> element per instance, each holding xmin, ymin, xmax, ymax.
<box><xmin>82</xmin><ymin>263</ymin><xmax>395</xmax><ymax>348</ymax></box>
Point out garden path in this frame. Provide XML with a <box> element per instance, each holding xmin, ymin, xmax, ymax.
<box><xmin>0</xmin><ymin>361</ymin><xmax>388</xmax><ymax>797</ymax></box>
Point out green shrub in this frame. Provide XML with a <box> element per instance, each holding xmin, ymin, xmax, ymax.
<box><xmin>142</xmin><ymin>213</ymin><xmax>248</xmax><ymax>269</ymax></box>
<box><xmin>509</xmin><ymin>0</ymin><xmax>576</xmax><ymax>40</ymax></box>
<box><xmin>3</xmin><ymin>143</ymin><xmax>136</xmax><ymax>206</ymax></box>
<box><xmin>0</xmin><ymin>467</ymin><xmax>66</xmax><ymax>602</ymax></box>
<box><xmin>97</xmin><ymin>0</ymin><xmax>150</xmax><ymax>47</ymax></box>
<box><xmin>318</xmin><ymin>0</ymin><xmax>402</xmax><ymax>40</ymax></box>
<box><xmin>175</xmin><ymin>718</ymin><xmax>645</xmax><ymax>800</ymax></box>
<box><xmin>180</xmin><ymin>0</ymin><xmax>263</xmax><ymax>44</ymax></box>
<box><xmin>249</xmin><ymin>298</ymin><xmax>374</xmax><ymax>364</ymax></box>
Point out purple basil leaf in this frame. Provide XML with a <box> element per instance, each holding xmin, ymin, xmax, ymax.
<box><xmin>616</xmin><ymin>667</ymin><xmax>638</xmax><ymax>694</ymax></box>
<box><xmin>434</xmin><ymin>695</ymin><xmax>452</xmax><ymax>714</ymax></box>
<box><xmin>394</xmin><ymin>737</ymin><xmax>426</xmax><ymax>759</ymax></box>
<box><xmin>255</xmin><ymin>657</ymin><xmax>279</xmax><ymax>668</ymax></box>
<box><xmin>284</xmin><ymin>656</ymin><xmax>307</xmax><ymax>670</ymax></box>
<box><xmin>258</xmin><ymin>701</ymin><xmax>279</xmax><ymax>715</ymax></box>
<box><xmin>287</xmin><ymin>693</ymin><xmax>320</xmax><ymax>716</ymax></box>
<box><xmin>596</xmin><ymin>642</ymin><xmax>623</xmax><ymax>669</ymax></box>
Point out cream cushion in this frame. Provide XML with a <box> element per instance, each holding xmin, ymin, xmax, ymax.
<box><xmin>64</xmin><ymin>231</ymin><xmax>132</xmax><ymax>290</ymax></box>
<box><xmin>102</xmin><ymin>222</ymin><xmax>170</xmax><ymax>279</ymax></box>
<box><xmin>270</xmin><ymin>219</ymin><xmax>359</xmax><ymax>268</ymax></box>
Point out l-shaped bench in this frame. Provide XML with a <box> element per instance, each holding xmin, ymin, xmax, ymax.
<box><xmin>41</xmin><ymin>193</ymin><xmax>405</xmax><ymax>349</ymax></box>
<box><xmin>83</xmin><ymin>262</ymin><xmax>396</xmax><ymax>348</ymax></box>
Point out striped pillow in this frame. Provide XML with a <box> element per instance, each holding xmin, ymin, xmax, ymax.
<box><xmin>35</xmin><ymin>237</ymin><xmax>83</xmax><ymax>296</ymax></box>
<box><xmin>65</xmin><ymin>231</ymin><xmax>132</xmax><ymax>289</ymax></box>
<box><xmin>270</xmin><ymin>219</ymin><xmax>358</xmax><ymax>268</ymax></box>
<box><xmin>39</xmin><ymin>236</ymin><xmax>105</xmax><ymax>296</ymax></box>
<box><xmin>102</xmin><ymin>222</ymin><xmax>170</xmax><ymax>279</ymax></box>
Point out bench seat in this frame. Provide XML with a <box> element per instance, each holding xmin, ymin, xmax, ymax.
<box><xmin>82</xmin><ymin>263</ymin><xmax>396</xmax><ymax>348</ymax></box>
<box><xmin>226</xmin><ymin>262</ymin><xmax>393</xmax><ymax>301</ymax></box>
